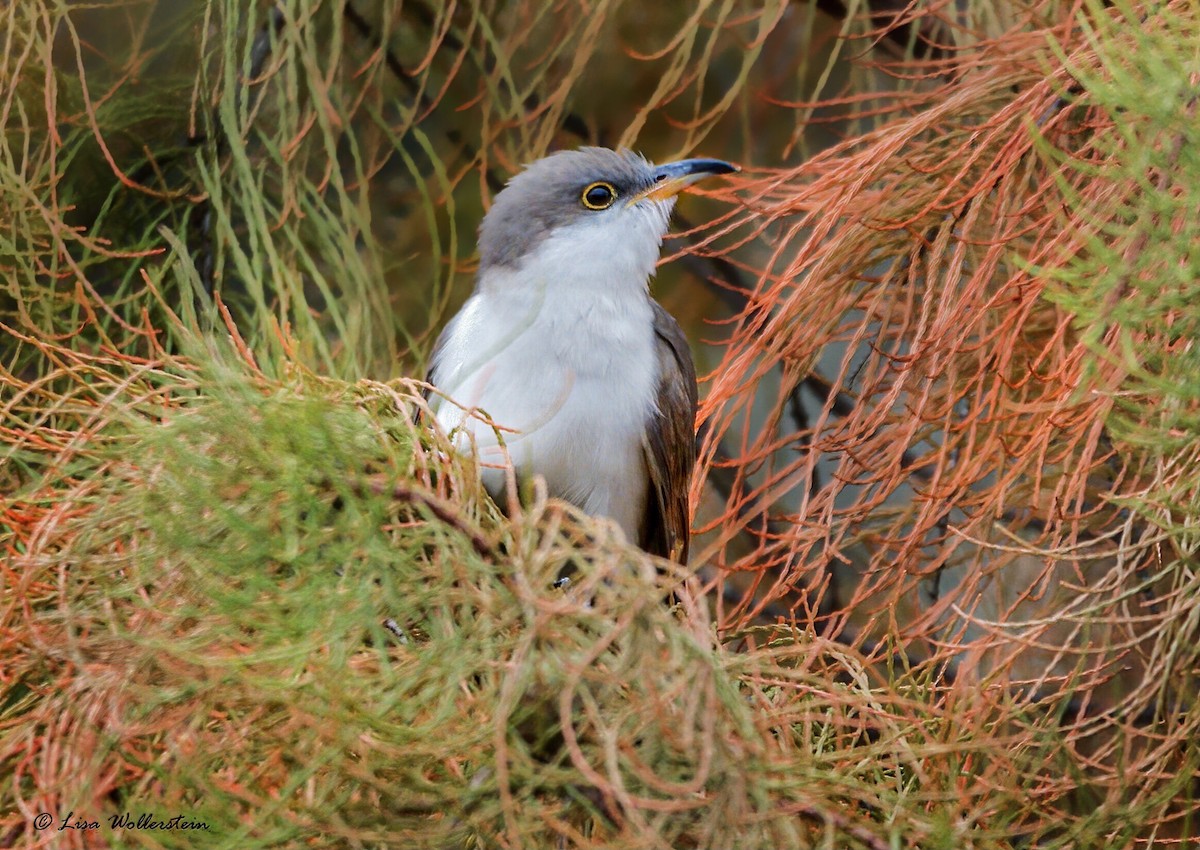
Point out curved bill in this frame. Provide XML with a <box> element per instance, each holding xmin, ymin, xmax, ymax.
<box><xmin>628</xmin><ymin>157</ymin><xmax>739</xmax><ymax>205</ymax></box>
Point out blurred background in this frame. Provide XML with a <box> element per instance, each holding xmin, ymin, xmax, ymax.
<box><xmin>4</xmin><ymin>0</ymin><xmax>1199</xmax><ymax>846</ymax></box>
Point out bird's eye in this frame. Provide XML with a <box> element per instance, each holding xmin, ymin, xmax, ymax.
<box><xmin>581</xmin><ymin>181</ymin><xmax>617</xmax><ymax>210</ymax></box>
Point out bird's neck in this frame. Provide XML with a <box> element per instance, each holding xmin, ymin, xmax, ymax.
<box><xmin>479</xmin><ymin>222</ymin><xmax>662</xmax><ymax>304</ymax></box>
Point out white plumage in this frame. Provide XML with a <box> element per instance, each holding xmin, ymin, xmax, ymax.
<box><xmin>431</xmin><ymin>202</ymin><xmax>673</xmax><ymax>541</ymax></box>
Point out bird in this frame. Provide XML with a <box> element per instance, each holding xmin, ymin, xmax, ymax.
<box><xmin>426</xmin><ymin>147</ymin><xmax>736</xmax><ymax>564</ymax></box>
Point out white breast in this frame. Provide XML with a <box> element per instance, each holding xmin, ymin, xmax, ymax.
<box><xmin>431</xmin><ymin>219</ymin><xmax>664</xmax><ymax>541</ymax></box>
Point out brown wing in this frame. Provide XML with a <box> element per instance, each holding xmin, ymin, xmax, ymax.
<box><xmin>639</xmin><ymin>300</ymin><xmax>698</xmax><ymax>563</ymax></box>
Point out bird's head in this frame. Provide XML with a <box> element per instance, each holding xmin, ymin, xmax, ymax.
<box><xmin>477</xmin><ymin>147</ymin><xmax>736</xmax><ymax>288</ymax></box>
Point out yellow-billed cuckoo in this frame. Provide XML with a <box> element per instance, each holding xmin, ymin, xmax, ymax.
<box><xmin>427</xmin><ymin>147</ymin><xmax>736</xmax><ymax>563</ymax></box>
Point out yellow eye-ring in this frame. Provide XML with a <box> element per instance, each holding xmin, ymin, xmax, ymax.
<box><xmin>581</xmin><ymin>181</ymin><xmax>617</xmax><ymax>210</ymax></box>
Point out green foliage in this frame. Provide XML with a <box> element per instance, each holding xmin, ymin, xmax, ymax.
<box><xmin>1042</xmin><ymin>1</ymin><xmax>1200</xmax><ymax>453</ymax></box>
<box><xmin>3</xmin><ymin>343</ymin><xmax>1010</xmax><ymax>848</ymax></box>
<box><xmin>3</xmin><ymin>0</ymin><xmax>1199</xmax><ymax>847</ymax></box>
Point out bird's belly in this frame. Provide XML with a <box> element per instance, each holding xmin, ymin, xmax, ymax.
<box><xmin>436</xmin><ymin>333</ymin><xmax>656</xmax><ymax>541</ymax></box>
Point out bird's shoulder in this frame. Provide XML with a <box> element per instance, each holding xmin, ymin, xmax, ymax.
<box><xmin>423</xmin><ymin>308</ymin><xmax>461</xmax><ymax>392</ymax></box>
<box><xmin>649</xmin><ymin>301</ymin><xmax>698</xmax><ymax>408</ymax></box>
